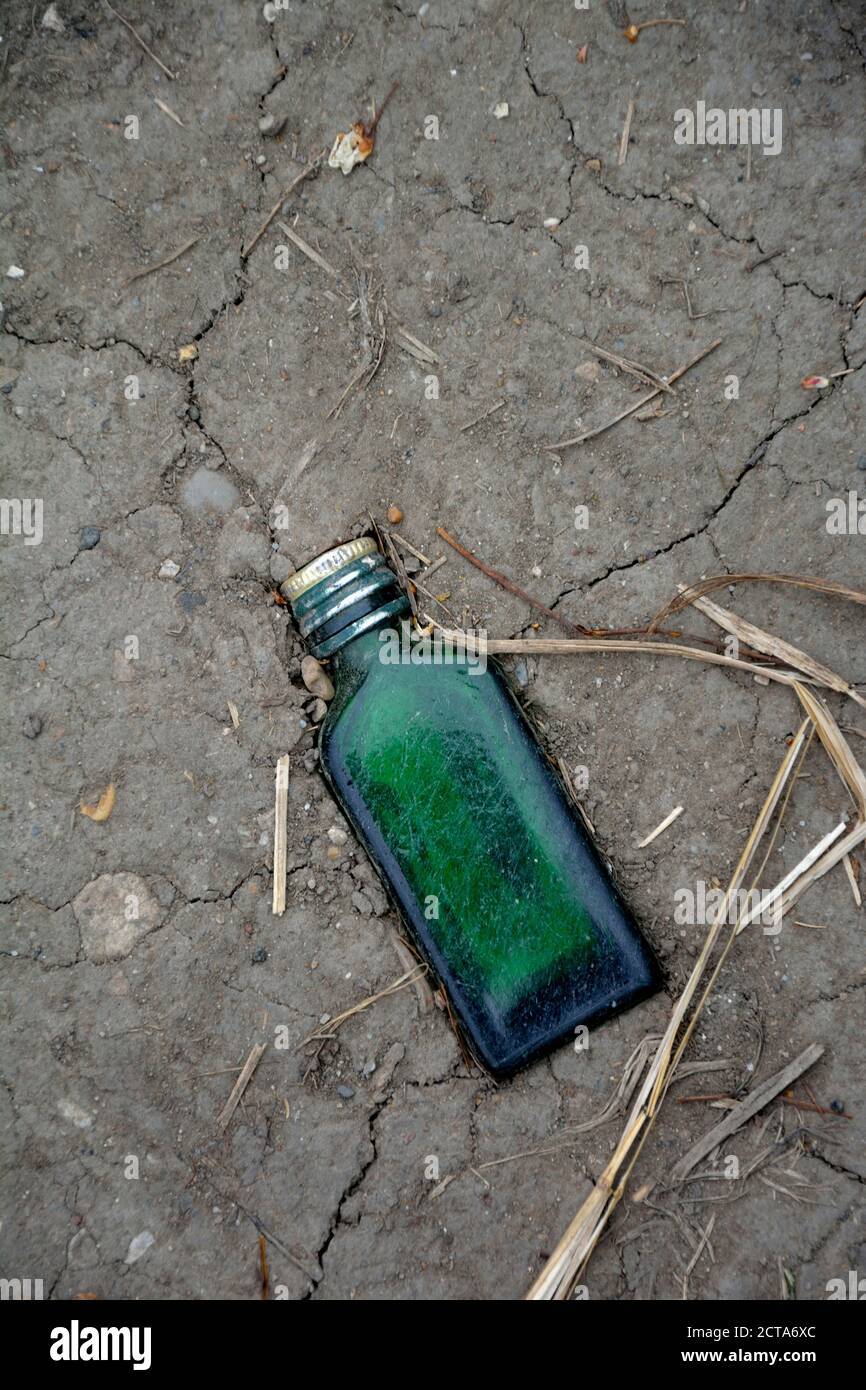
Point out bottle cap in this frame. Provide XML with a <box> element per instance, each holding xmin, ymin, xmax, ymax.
<box><xmin>280</xmin><ymin>537</ymin><xmax>378</xmax><ymax>603</ymax></box>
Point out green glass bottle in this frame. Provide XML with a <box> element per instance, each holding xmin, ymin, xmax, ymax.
<box><xmin>284</xmin><ymin>538</ymin><xmax>660</xmax><ymax>1075</ymax></box>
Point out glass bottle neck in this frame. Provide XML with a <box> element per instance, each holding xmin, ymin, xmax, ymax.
<box><xmin>288</xmin><ymin>550</ymin><xmax>411</xmax><ymax>661</ymax></box>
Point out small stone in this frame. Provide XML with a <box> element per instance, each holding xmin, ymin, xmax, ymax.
<box><xmin>42</xmin><ymin>4</ymin><xmax>65</xmax><ymax>32</ymax></box>
<box><xmin>23</xmin><ymin>713</ymin><xmax>42</xmax><ymax>739</ymax></box>
<box><xmin>386</xmin><ymin>504</ymin><xmax>403</xmax><ymax>524</ymax></box>
<box><xmin>308</xmin><ymin>698</ymin><xmax>328</xmax><ymax>723</ymax></box>
<box><xmin>327</xmin><ymin>825</ymin><xmax>348</xmax><ymax>846</ymax></box>
<box><xmin>6</xmin><ymin>265</ymin><xmax>25</xmax><ymax>279</ymax></box>
<box><xmin>362</xmin><ymin>1059</ymin><xmax>376</xmax><ymax>1077</ymax></box>
<box><xmin>78</xmin><ymin>525</ymin><xmax>101</xmax><ymax>551</ymax></box>
<box><xmin>251</xmin><ymin>946</ymin><xmax>268</xmax><ymax>964</ymax></box>
<box><xmin>856</xmin><ymin>456</ymin><xmax>866</xmax><ymax>471</ymax></box>
<box><xmin>301</xmin><ymin>655</ymin><xmax>335</xmax><ymax>700</ymax></box>
<box><xmin>258</xmin><ymin>112</ymin><xmax>287</xmax><ymax>137</ymax></box>
<box><xmin>830</xmin><ymin>1099</ymin><xmax>845</xmax><ymax>1114</ymax></box>
<box><xmin>351</xmin><ymin>890</ymin><xmax>373</xmax><ymax>916</ymax></box>
<box><xmin>124</xmin><ymin>1231</ymin><xmax>155</xmax><ymax>1265</ymax></box>
<box><xmin>187</xmin><ymin>404</ymin><xmax>201</xmax><ymax>422</ymax></box>
<box><xmin>158</xmin><ymin>559</ymin><xmax>180</xmax><ymax>579</ymax></box>
<box><xmin>493</xmin><ymin>102</ymin><xmax>509</xmax><ymax>119</ymax></box>
<box><xmin>337</xmin><ymin>1084</ymin><xmax>355</xmax><ymax>1100</ymax></box>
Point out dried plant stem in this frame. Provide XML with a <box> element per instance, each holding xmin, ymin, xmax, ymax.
<box><xmin>547</xmin><ymin>339</ymin><xmax>721</xmax><ymax>450</ymax></box>
<box><xmin>436</xmin><ymin>529</ymin><xmax>592</xmax><ymax>636</ymax></box>
<box><xmin>436</xmin><ymin>630</ymin><xmax>806</xmax><ymax>693</ymax></box>
<box><xmin>526</xmin><ymin>708</ymin><xmax>838</xmax><ymax>1299</ymax></box>
<box><xmin>216</xmin><ymin>1043</ymin><xmax>266</xmax><ymax>1133</ymax></box>
<box><xmin>650</xmin><ymin>572</ymin><xmax>866</xmax><ymax>630</ymax></box>
<box><xmin>272</xmin><ymin>756</ymin><xmax>290</xmax><ymax>915</ymax></box>
<box><xmin>122</xmin><ymin>234</ymin><xmax>200</xmax><ymax>287</ymax></box>
<box><xmin>242</xmin><ymin>157</ymin><xmax>323</xmax><ymax>259</ymax></box>
<box><xmin>104</xmin><ymin>0</ymin><xmax>176</xmax><ymax>80</ymax></box>
<box><xmin>678</xmin><ymin>586</ymin><xmax>866</xmax><ymax>708</ymax></box>
<box><xmin>671</xmin><ymin>1045</ymin><xmax>824</xmax><ymax>1182</ymax></box>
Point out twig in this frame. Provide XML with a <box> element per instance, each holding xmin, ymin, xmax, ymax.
<box><xmin>663</xmin><ymin>277</ymin><xmax>709</xmax><ymax>321</ymax></box>
<box><xmin>390</xmin><ymin>931</ymin><xmax>434</xmax><ymax>1014</ymax></box>
<box><xmin>684</xmin><ymin>586</ymin><xmax>866</xmax><ymax>709</ymax></box>
<box><xmin>671</xmin><ymin>1045</ymin><xmax>825</xmax><ymax>1183</ymax></box>
<box><xmin>617</xmin><ymin>99</ymin><xmax>635</xmax><ymax>166</ymax></box>
<box><xmin>272</xmin><ymin>755</ymin><xmax>289</xmax><ymax>915</ymax></box>
<box><xmin>216</xmin><ymin>1043</ymin><xmax>266</xmax><ymax>1133</ymax></box>
<box><xmin>843</xmin><ymin>852</ymin><xmax>862</xmax><ymax>906</ymax></box>
<box><xmin>242</xmin><ymin>156</ymin><xmax>323</xmax><ymax>259</ymax></box>
<box><xmin>638</xmin><ymin>805</ymin><xmax>684</xmax><ymax>848</ymax></box>
<box><xmin>650</xmin><ymin>572</ymin><xmax>866</xmax><ymax>630</ymax></box>
<box><xmin>390</xmin><ymin>532</ymin><xmax>430</xmax><ymax>565</ymax></box>
<box><xmin>580</xmin><ymin>341</ymin><xmax>675</xmax><ymax>394</ymax></box>
<box><xmin>367</xmin><ymin>80</ymin><xmax>399</xmax><ymax>136</ymax></box>
<box><xmin>152</xmin><ymin>95</ymin><xmax>183</xmax><ymax>127</ymax></box>
<box><xmin>275</xmin><ymin>220</ymin><xmax>338</xmax><ymax>278</ymax></box>
<box><xmin>103</xmin><ymin>0</ymin><xmax>176</xmax><ymax>80</ymax></box>
<box><xmin>547</xmin><ymin>339</ymin><xmax>721</xmax><ymax>450</ymax></box>
<box><xmin>433</xmin><ymin>630</ymin><xmax>811</xmax><ymax>694</ymax></box>
<box><xmin>460</xmin><ymin>398</ymin><xmax>506</xmax><ymax>432</ymax></box>
<box><xmin>684</xmin><ymin>1213</ymin><xmax>716</xmax><ymax>1280</ymax></box>
<box><xmin>436</xmin><ymin>527</ymin><xmax>592</xmax><ymax>635</ymax></box>
<box><xmin>122</xmin><ymin>234</ymin><xmax>200</xmax><ymax>288</ymax></box>
<box><xmin>298</xmin><ymin>966</ymin><xmax>428</xmax><ymax>1046</ymax></box>
<box><xmin>391</xmin><ymin>324</ymin><xmax>442</xmax><ymax>364</ymax></box>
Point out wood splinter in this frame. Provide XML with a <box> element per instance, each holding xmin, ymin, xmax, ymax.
<box><xmin>272</xmin><ymin>755</ymin><xmax>290</xmax><ymax>916</ymax></box>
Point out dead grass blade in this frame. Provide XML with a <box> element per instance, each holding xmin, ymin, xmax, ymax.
<box><xmin>649</xmin><ymin>573</ymin><xmax>866</xmax><ymax>631</ymax></box>
<box><xmin>526</xmin><ymin>719</ymin><xmax>818</xmax><ymax>1300</ymax></box>
<box><xmin>670</xmin><ymin>1044</ymin><xmax>824</xmax><ymax>1182</ymax></box>
<box><xmin>435</xmin><ymin>630</ymin><xmax>806</xmax><ymax>693</ymax></box>
<box><xmin>298</xmin><ymin>966</ymin><xmax>428</xmax><ymax>1046</ymax></box>
<box><xmin>684</xmin><ymin>588</ymin><xmax>866</xmax><ymax>710</ymax></box>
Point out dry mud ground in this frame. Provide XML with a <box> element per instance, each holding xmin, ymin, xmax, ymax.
<box><xmin>1</xmin><ymin>0</ymin><xmax>865</xmax><ymax>1301</ymax></box>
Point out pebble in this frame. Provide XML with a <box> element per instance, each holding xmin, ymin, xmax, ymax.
<box><xmin>158</xmin><ymin>559</ymin><xmax>180</xmax><ymax>579</ymax></box>
<box><xmin>337</xmin><ymin>1084</ymin><xmax>355</xmax><ymax>1100</ymax></box>
<box><xmin>124</xmin><ymin>1231</ymin><xmax>155</xmax><ymax>1265</ymax></box>
<box><xmin>386</xmin><ymin>504</ymin><xmax>403</xmax><ymax>524</ymax></box>
<box><xmin>78</xmin><ymin>525</ymin><xmax>101</xmax><ymax>551</ymax></box>
<box><xmin>251</xmin><ymin>946</ymin><xmax>268</xmax><ymax>964</ymax></box>
<box><xmin>258</xmin><ymin>112</ymin><xmax>287</xmax><ymax>137</ymax></box>
<box><xmin>187</xmin><ymin>404</ymin><xmax>201</xmax><ymax>422</ymax></box>
<box><xmin>23</xmin><ymin>713</ymin><xmax>42</xmax><ymax>739</ymax></box>
<box><xmin>301</xmin><ymin>655</ymin><xmax>335</xmax><ymax>700</ymax></box>
<box><xmin>856</xmin><ymin>456</ymin><xmax>866</xmax><ymax>471</ymax></box>
<box><xmin>327</xmin><ymin>825</ymin><xmax>348</xmax><ymax>846</ymax></box>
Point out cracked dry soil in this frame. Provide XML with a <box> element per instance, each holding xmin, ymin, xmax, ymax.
<box><xmin>1</xmin><ymin>0</ymin><xmax>865</xmax><ymax>1302</ymax></box>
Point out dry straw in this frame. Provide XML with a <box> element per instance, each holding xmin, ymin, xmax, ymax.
<box><xmin>430</xmin><ymin>575</ymin><xmax>865</xmax><ymax>1299</ymax></box>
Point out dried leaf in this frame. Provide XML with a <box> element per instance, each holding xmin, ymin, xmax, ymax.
<box><xmin>177</xmin><ymin>343</ymin><xmax>198</xmax><ymax>363</ymax></box>
<box><xmin>80</xmin><ymin>783</ymin><xmax>116</xmax><ymax>823</ymax></box>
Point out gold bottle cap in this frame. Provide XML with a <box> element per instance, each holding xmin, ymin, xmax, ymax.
<box><xmin>280</xmin><ymin>536</ymin><xmax>378</xmax><ymax>603</ymax></box>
